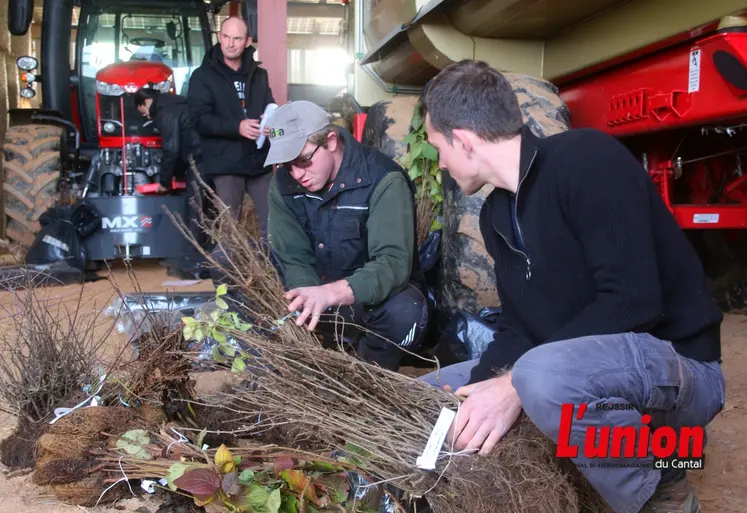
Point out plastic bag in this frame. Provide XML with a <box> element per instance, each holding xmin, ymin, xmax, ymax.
<box><xmin>103</xmin><ymin>292</ymin><xmax>214</xmax><ymax>343</ymax></box>
<box><xmin>418</xmin><ymin>229</ymin><xmax>441</xmax><ymax>274</ymax></box>
<box><xmin>434</xmin><ymin>307</ymin><xmax>503</xmax><ymax>365</ymax></box>
<box><xmin>329</xmin><ymin>450</ymin><xmax>427</xmax><ymax>513</ymax></box>
<box><xmin>26</xmin><ymin>210</ymin><xmax>86</xmax><ymax>273</ymax></box>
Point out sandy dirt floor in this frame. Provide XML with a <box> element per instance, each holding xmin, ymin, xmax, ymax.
<box><xmin>0</xmin><ymin>262</ymin><xmax>744</xmax><ymax>512</ymax></box>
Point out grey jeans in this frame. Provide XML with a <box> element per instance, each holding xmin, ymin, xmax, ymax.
<box><xmin>421</xmin><ymin>332</ymin><xmax>725</xmax><ymax>513</ymax></box>
<box><xmin>213</xmin><ymin>171</ymin><xmax>273</xmax><ymax>238</ymax></box>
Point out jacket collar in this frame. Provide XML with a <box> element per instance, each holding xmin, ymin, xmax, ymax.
<box><xmin>485</xmin><ymin>125</ymin><xmax>541</xmax><ymax>247</ymax></box>
<box><xmin>277</xmin><ymin>128</ymin><xmax>373</xmax><ymax>200</ymax></box>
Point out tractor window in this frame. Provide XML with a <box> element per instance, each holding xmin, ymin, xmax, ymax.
<box><xmin>78</xmin><ymin>9</ymin><xmax>208</xmax><ymax>144</ymax></box>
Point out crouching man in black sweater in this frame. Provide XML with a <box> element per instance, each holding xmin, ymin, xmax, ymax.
<box><xmin>421</xmin><ymin>60</ymin><xmax>725</xmax><ymax>513</ymax></box>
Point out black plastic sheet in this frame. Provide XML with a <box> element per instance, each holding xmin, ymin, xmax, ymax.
<box><xmin>434</xmin><ymin>307</ymin><xmax>503</xmax><ymax>366</ymax></box>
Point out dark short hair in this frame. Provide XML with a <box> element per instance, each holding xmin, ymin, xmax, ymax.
<box><xmin>423</xmin><ymin>60</ymin><xmax>523</xmax><ymax>144</ymax></box>
<box><xmin>133</xmin><ymin>87</ymin><xmax>159</xmax><ymax>107</ymax></box>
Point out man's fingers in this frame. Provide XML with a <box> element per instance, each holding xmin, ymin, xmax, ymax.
<box><xmin>287</xmin><ymin>296</ymin><xmax>305</xmax><ymax>315</ymax></box>
<box><xmin>307</xmin><ymin>310</ymin><xmax>322</xmax><ymax>332</ymax></box>
<box><xmin>285</xmin><ymin>288</ymin><xmax>300</xmax><ymax>300</ymax></box>
<box><xmin>295</xmin><ymin>305</ymin><xmax>312</xmax><ymax>327</ymax></box>
<box><xmin>479</xmin><ymin>429</ymin><xmax>503</xmax><ymax>456</ymax></box>
<box><xmin>464</xmin><ymin>422</ymin><xmax>493</xmax><ymax>453</ymax></box>
<box><xmin>454</xmin><ymin>417</ymin><xmax>482</xmax><ymax>451</ymax></box>
<box><xmin>447</xmin><ymin>406</ymin><xmax>470</xmax><ymax>446</ymax></box>
<box><xmin>454</xmin><ymin>383</ymin><xmax>476</xmax><ymax>398</ymax></box>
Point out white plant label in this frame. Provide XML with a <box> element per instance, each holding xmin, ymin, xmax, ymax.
<box><xmin>417</xmin><ymin>407</ymin><xmax>457</xmax><ymax>470</ymax></box>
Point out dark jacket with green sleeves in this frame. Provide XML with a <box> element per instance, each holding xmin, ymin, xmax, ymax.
<box><xmin>267</xmin><ymin>129</ymin><xmax>424</xmax><ymax>306</ymax></box>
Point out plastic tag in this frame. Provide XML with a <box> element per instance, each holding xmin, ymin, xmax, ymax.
<box><xmin>416</xmin><ymin>407</ymin><xmax>456</xmax><ymax>470</ymax></box>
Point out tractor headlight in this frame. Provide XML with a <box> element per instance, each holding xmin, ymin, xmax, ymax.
<box><xmin>96</xmin><ymin>81</ymin><xmax>125</xmax><ymax>96</ymax></box>
<box><xmin>103</xmin><ymin>122</ymin><xmax>117</xmax><ymax>134</ymax></box>
<box><xmin>20</xmin><ymin>86</ymin><xmax>35</xmax><ymax>99</ymax></box>
<box><xmin>152</xmin><ymin>80</ymin><xmax>172</xmax><ymax>93</ymax></box>
<box><xmin>20</xmin><ymin>72</ymin><xmax>36</xmax><ymax>83</ymax></box>
<box><xmin>17</xmin><ymin>56</ymin><xmax>37</xmax><ymax>71</ymax></box>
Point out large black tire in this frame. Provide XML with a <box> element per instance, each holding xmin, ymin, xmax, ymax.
<box><xmin>438</xmin><ymin>73</ymin><xmax>571</xmax><ymax>318</ymax></box>
<box><xmin>2</xmin><ymin>124</ymin><xmax>64</xmax><ymax>249</ymax></box>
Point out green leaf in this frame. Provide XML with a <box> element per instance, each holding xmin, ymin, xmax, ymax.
<box><xmin>221</xmin><ymin>343</ymin><xmax>236</xmax><ymax>358</ymax></box>
<box><xmin>116</xmin><ymin>429</ymin><xmax>152</xmax><ymax>460</ymax></box>
<box><xmin>410</xmin><ymin>141</ymin><xmax>424</xmax><ymax>159</ymax></box>
<box><xmin>210</xmin><ymin>310</ymin><xmax>221</xmax><ymax>322</ymax></box>
<box><xmin>411</xmin><ymin>109</ymin><xmax>424</xmax><ymax>130</ymax></box>
<box><xmin>307</xmin><ymin>461</ymin><xmax>340</xmax><ymax>473</ymax></box>
<box><xmin>194</xmin><ymin>328</ymin><xmax>205</xmax><ymax>342</ymax></box>
<box><xmin>215</xmin><ymin>297</ymin><xmax>229</xmax><ymax>310</ymax></box>
<box><xmin>422</xmin><ymin>142</ymin><xmax>438</xmax><ymax>162</ymax></box>
<box><xmin>266</xmin><ymin>488</ymin><xmax>282</xmax><ymax>513</ymax></box>
<box><xmin>238</xmin><ymin>322</ymin><xmax>253</xmax><ymax>332</ymax></box>
<box><xmin>239</xmin><ymin>469</ymin><xmax>255</xmax><ymax>484</ymax></box>
<box><xmin>231</xmin><ymin>356</ymin><xmax>246</xmax><ymax>374</ymax></box>
<box><xmin>211</xmin><ymin>345</ymin><xmax>228</xmax><ymax>364</ymax></box>
<box><xmin>402</xmin><ymin>132</ymin><xmax>417</xmax><ymax>145</ymax></box>
<box><xmin>182</xmin><ymin>316</ymin><xmax>197</xmax><ymax>326</ymax></box>
<box><xmin>280</xmin><ymin>495</ymin><xmax>299</xmax><ymax>513</ymax></box>
<box><xmin>246</xmin><ymin>483</ymin><xmax>270</xmax><ymax>509</ymax></box>
<box><xmin>216</xmin><ymin>283</ymin><xmax>228</xmax><ymax>296</ymax></box>
<box><xmin>398</xmin><ymin>152</ymin><xmax>413</xmax><ymax>169</ymax></box>
<box><xmin>183</xmin><ymin>324</ymin><xmax>195</xmax><ymax>341</ymax></box>
<box><xmin>217</xmin><ymin>317</ymin><xmax>234</xmax><ymax>328</ymax></box>
<box><xmin>166</xmin><ymin>462</ymin><xmax>190</xmax><ymax>491</ymax></box>
<box><xmin>213</xmin><ymin>329</ymin><xmax>227</xmax><ymax>344</ymax></box>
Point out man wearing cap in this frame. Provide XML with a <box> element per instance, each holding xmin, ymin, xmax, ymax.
<box><xmin>264</xmin><ymin>100</ymin><xmax>430</xmax><ymax>371</ymax></box>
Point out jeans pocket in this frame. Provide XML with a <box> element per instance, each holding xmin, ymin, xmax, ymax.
<box><xmin>641</xmin><ymin>345</ymin><xmax>681</xmax><ymax>411</ymax></box>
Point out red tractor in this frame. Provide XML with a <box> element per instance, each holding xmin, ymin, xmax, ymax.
<box><xmin>3</xmin><ymin>0</ymin><xmax>238</xmax><ymax>261</ymax></box>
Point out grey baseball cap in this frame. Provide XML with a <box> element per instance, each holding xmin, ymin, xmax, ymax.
<box><xmin>264</xmin><ymin>100</ymin><xmax>331</xmax><ymax>166</ymax></box>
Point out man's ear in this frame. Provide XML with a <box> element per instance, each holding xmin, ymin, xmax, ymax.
<box><xmin>245</xmin><ymin>37</ymin><xmax>253</xmax><ymax>48</ymax></box>
<box><xmin>452</xmin><ymin>128</ymin><xmax>474</xmax><ymax>155</ymax></box>
<box><xmin>326</xmin><ymin>132</ymin><xmax>338</xmax><ymax>152</ymax></box>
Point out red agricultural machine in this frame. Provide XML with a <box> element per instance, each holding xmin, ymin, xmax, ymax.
<box><xmin>343</xmin><ymin>1</ymin><xmax>747</xmax><ymax>312</ymax></box>
<box><xmin>2</xmin><ymin>0</ymin><xmax>248</xmax><ymax>262</ymax></box>
<box><xmin>557</xmin><ymin>16</ymin><xmax>747</xmax><ymax>309</ymax></box>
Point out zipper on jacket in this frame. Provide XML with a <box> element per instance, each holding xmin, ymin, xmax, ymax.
<box><xmin>492</xmin><ymin>149</ymin><xmax>537</xmax><ymax>281</ymax></box>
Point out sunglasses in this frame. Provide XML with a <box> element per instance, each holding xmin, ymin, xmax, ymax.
<box><xmin>287</xmin><ymin>143</ymin><xmax>323</xmax><ymax>169</ymax></box>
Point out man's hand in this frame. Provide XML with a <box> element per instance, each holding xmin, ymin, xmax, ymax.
<box><xmin>448</xmin><ymin>372</ymin><xmax>522</xmax><ymax>455</ymax></box>
<box><xmin>239</xmin><ymin>119</ymin><xmax>261</xmax><ymax>140</ymax></box>
<box><xmin>285</xmin><ymin>280</ymin><xmax>355</xmax><ymax>331</ymax></box>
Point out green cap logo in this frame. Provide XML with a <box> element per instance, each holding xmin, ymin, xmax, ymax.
<box><xmin>270</xmin><ymin>128</ymin><xmax>285</xmax><ymax>138</ymax></box>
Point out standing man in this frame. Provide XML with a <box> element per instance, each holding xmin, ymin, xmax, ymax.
<box><xmin>421</xmin><ymin>60</ymin><xmax>724</xmax><ymax>513</ymax></box>
<box><xmin>264</xmin><ymin>101</ymin><xmax>430</xmax><ymax>371</ymax></box>
<box><xmin>187</xmin><ymin>16</ymin><xmax>274</xmax><ymax>237</ymax></box>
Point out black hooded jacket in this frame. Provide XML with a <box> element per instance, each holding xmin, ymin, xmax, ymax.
<box><xmin>187</xmin><ymin>43</ymin><xmax>275</xmax><ymax>177</ymax></box>
<box><xmin>149</xmin><ymin>94</ymin><xmax>201</xmax><ymax>188</ymax></box>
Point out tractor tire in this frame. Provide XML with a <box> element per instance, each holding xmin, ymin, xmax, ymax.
<box><xmin>361</xmin><ymin>95</ymin><xmax>421</xmax><ymax>162</ymax></box>
<box><xmin>2</xmin><ymin>124</ymin><xmax>64</xmax><ymax>249</ymax></box>
<box><xmin>438</xmin><ymin>73</ymin><xmax>572</xmax><ymax>319</ymax></box>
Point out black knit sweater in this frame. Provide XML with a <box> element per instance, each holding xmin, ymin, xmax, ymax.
<box><xmin>469</xmin><ymin>125</ymin><xmax>723</xmax><ymax>384</ymax></box>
